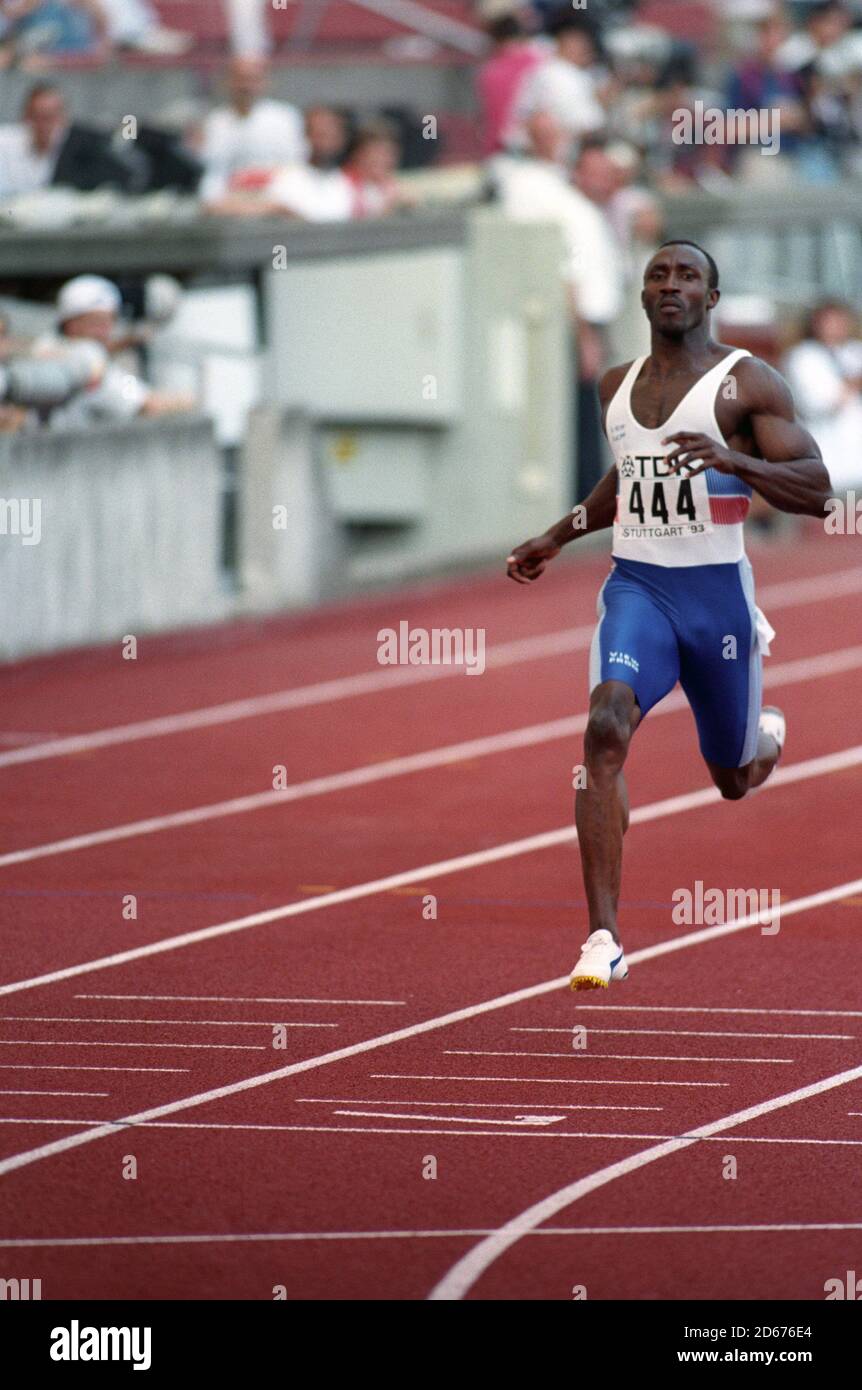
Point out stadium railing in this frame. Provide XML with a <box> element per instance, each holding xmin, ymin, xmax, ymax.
<box><xmin>0</xmin><ymin>414</ymin><xmax>226</xmax><ymax>660</ymax></box>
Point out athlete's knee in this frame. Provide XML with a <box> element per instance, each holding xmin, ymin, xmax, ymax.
<box><xmin>585</xmin><ymin>690</ymin><xmax>635</xmax><ymax>772</ymax></box>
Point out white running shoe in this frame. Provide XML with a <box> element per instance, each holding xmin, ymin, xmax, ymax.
<box><xmin>570</xmin><ymin>929</ymin><xmax>628</xmax><ymax>992</ymax></box>
<box><xmin>759</xmin><ymin>705</ymin><xmax>786</xmax><ymax>757</ymax></box>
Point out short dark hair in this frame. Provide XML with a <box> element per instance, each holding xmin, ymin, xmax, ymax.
<box><xmin>546</xmin><ymin>5</ymin><xmax>603</xmax><ymax>51</ymax></box>
<box><xmin>804</xmin><ymin>297</ymin><xmax>854</xmax><ymax>338</ymax></box>
<box><xmin>345</xmin><ymin>118</ymin><xmax>400</xmax><ymax>160</ymax></box>
<box><xmin>486</xmin><ymin>14</ymin><xmax>524</xmax><ymax>44</ymax></box>
<box><xmin>657</xmin><ymin>239</ymin><xmax>720</xmax><ymax>290</ymax></box>
<box><xmin>808</xmin><ymin>0</ymin><xmax>848</xmax><ymax>22</ymax></box>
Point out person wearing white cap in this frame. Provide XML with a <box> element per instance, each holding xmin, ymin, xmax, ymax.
<box><xmin>30</xmin><ymin>275</ymin><xmax>194</xmax><ymax>428</ymax></box>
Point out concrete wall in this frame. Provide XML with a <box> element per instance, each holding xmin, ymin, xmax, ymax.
<box><xmin>0</xmin><ymin>415</ymin><xmax>226</xmax><ymax>659</ymax></box>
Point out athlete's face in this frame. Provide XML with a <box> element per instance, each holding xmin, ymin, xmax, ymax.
<box><xmin>641</xmin><ymin>248</ymin><xmax>719</xmax><ymax>336</ymax></box>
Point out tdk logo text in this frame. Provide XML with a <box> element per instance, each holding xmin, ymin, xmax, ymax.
<box><xmin>619</xmin><ymin>454</ymin><xmax>675</xmax><ymax>478</ymax></box>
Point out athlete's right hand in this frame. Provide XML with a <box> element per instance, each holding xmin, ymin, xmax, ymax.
<box><xmin>506</xmin><ymin>533</ymin><xmax>561</xmax><ymax>585</ymax></box>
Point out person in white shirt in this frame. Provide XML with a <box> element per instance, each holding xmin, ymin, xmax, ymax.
<box><xmin>200</xmin><ymin>57</ymin><xmax>306</xmax><ymax>203</ymax></box>
<box><xmin>510</xmin><ymin>8</ymin><xmax>607</xmax><ymax>154</ymax></box>
<box><xmin>574</xmin><ymin>137</ymin><xmax>664</xmax><ymax>359</ymax></box>
<box><xmin>0</xmin><ymin>82</ymin><xmax>68</xmax><ymax>199</ymax></box>
<box><xmin>783</xmin><ymin>298</ymin><xmax>862</xmax><ymax>491</ymax></box>
<box><xmin>206</xmin><ymin>105</ymin><xmax>354</xmax><ymax>223</ymax></box>
<box><xmin>491</xmin><ymin>112</ymin><xmax>623</xmax><ymax>342</ymax></box>
<box><xmin>214</xmin><ymin>115</ymin><xmax>411</xmax><ymax>223</ymax></box>
<box><xmin>98</xmin><ymin>0</ymin><xmax>191</xmax><ymax>54</ymax></box>
<box><xmin>36</xmin><ymin>275</ymin><xmax>194</xmax><ymax>427</ymax></box>
<box><xmin>266</xmin><ymin>106</ymin><xmax>353</xmax><ymax>222</ymax></box>
<box><xmin>491</xmin><ymin>108</ymin><xmax>624</xmax><ymax>498</ymax></box>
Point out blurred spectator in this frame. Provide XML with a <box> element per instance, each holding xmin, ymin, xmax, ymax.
<box><xmin>0</xmin><ymin>312</ymin><xmax>27</xmax><ymax>432</ymax></box>
<box><xmin>0</xmin><ymin>0</ymin><xmax>106</xmax><ymax>64</ymax></box>
<box><xmin>225</xmin><ymin>0</ymin><xmax>270</xmax><ymax>58</ymax></box>
<box><xmin>205</xmin><ymin>112</ymin><xmax>408</xmax><ymax>222</ymax></box>
<box><xmin>265</xmin><ymin>107</ymin><xmax>353</xmax><ymax>221</ymax></box>
<box><xmin>778</xmin><ymin>0</ymin><xmax>853</xmax><ymax>69</ymax></box>
<box><xmin>574</xmin><ymin>137</ymin><xmax>663</xmax><ymax>281</ymax></box>
<box><xmin>603</xmin><ymin>22</ymin><xmax>673</xmax><ymax>150</ymax></box>
<box><xmin>341</xmin><ymin>120</ymin><xmax>414</xmax><ymax>218</ymax></box>
<box><xmin>649</xmin><ymin>44</ymin><xmax>729</xmax><ymax>190</ymax></box>
<box><xmin>574</xmin><ymin>137</ymin><xmax>662</xmax><ymax>358</ymax></box>
<box><xmin>200</xmin><ymin>58</ymin><xmax>306</xmax><ymax>203</ymax></box>
<box><xmin>777</xmin><ymin>0</ymin><xmax>857</xmax><ymax>179</ymax></box>
<box><xmin>476</xmin><ymin>11</ymin><xmax>543</xmax><ymax>156</ymax></box>
<box><xmin>510</xmin><ymin>6</ymin><xmax>607</xmax><ymax>151</ymax></box>
<box><xmin>305</xmin><ymin>105</ymin><xmax>350</xmax><ymax>170</ymax></box>
<box><xmin>98</xmin><ymin>0</ymin><xmax>192</xmax><ymax>56</ymax></box>
<box><xmin>0</xmin><ymin>81</ymin><xmax>135</xmax><ymax>197</ymax></box>
<box><xmin>0</xmin><ymin>82</ymin><xmax>67</xmax><ymax>197</ymax></box>
<box><xmin>491</xmin><ymin>109</ymin><xmax>623</xmax><ymax>496</ymax></box>
<box><xmin>492</xmin><ymin>111</ymin><xmax>623</xmax><ymax>337</ymax></box>
<box><xmin>724</xmin><ymin>7</ymin><xmax>807</xmax><ymax>180</ymax></box>
<box><xmin>783</xmin><ymin>298</ymin><xmax>862</xmax><ymax>491</ymax></box>
<box><xmin>35</xmin><ymin>275</ymin><xmax>194</xmax><ymax>426</ymax></box>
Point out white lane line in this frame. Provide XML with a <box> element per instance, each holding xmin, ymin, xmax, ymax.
<box><xmin>332</xmin><ymin>1109</ymin><xmax>565</xmax><ymax>1127</ymax></box>
<box><xmin>0</xmin><ymin>872</ymin><xmax>860</xmax><ymax>1178</ymax></box>
<box><xmin>428</xmin><ymin>1063</ymin><xmax>862</xmax><ymax>1300</ymax></box>
<box><xmin>0</xmin><ymin>1016</ymin><xmax>337</xmax><ymax>1030</ymax></box>
<box><xmin>0</xmin><ymin>1117</ymin><xmax>672</xmax><ymax>1139</ymax></box>
<box><xmin>0</xmin><ymin>718</ymin><xmax>586</xmax><ymax>870</ymax></box>
<box><xmin>513</xmin><ymin>1027</ymin><xmax>853</xmax><ymax>1040</ymax></box>
<box><xmin>3</xmin><ymin>1221</ymin><xmax>861</xmax><ymax>1248</ymax></box>
<box><xmin>3</xmin><ymin>742</ymin><xmax>862</xmax><ymax>1002</ymax></box>
<box><xmin>75</xmin><ymin>994</ymin><xmax>406</xmax><ymax>1007</ymax></box>
<box><xmin>2</xmin><ymin>563</ymin><xmax>857</xmax><ymax>772</ymax></box>
<box><xmin>0</xmin><ymin>1089</ymin><xmax>109</xmax><ymax>1098</ymax></box>
<box><xmin>0</xmin><ymin>1064</ymin><xmax>188</xmax><ymax>1073</ymax></box>
<box><xmin>295</xmin><ymin>1098</ymin><xmax>665</xmax><ymax>1112</ymax></box>
<box><xmin>566</xmin><ymin>1005</ymin><xmax>862</xmax><ymax>1018</ymax></box>
<box><xmin>4</xmin><ymin>1117</ymin><xmax>861</xmax><ymax>1149</ymax></box>
<box><xmin>446</xmin><ymin>1050</ymin><xmax>793</xmax><ymax>1064</ymax></box>
<box><xmin>0</xmin><ymin>1039</ymin><xmax>265</xmax><ymax>1051</ymax></box>
<box><xmin>6</xmin><ymin>640</ymin><xmax>862</xmax><ymax>872</ymax></box>
<box><xmin>0</xmin><ymin>626</ymin><xmax>594</xmax><ymax>772</ymax></box>
<box><xmin>372</xmin><ymin>1073</ymin><xmax>728</xmax><ymax>1088</ymax></box>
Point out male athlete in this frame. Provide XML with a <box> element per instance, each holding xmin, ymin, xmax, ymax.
<box><xmin>506</xmin><ymin>241</ymin><xmax>832</xmax><ymax>990</ymax></box>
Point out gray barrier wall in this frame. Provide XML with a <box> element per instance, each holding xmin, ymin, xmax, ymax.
<box><xmin>242</xmin><ymin>208</ymin><xmax>573</xmax><ymax>603</ymax></box>
<box><xmin>0</xmin><ymin>415</ymin><xmax>226</xmax><ymax>660</ymax></box>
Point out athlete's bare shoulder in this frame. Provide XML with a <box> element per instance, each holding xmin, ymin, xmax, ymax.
<box><xmin>598</xmin><ymin>360</ymin><xmax>636</xmax><ymax>410</ymax></box>
<box><xmin>722</xmin><ymin>352</ymin><xmax>797</xmax><ymax>418</ymax></box>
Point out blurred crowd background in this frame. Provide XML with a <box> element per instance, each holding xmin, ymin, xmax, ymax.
<box><xmin>0</xmin><ymin>1</ymin><xmax>860</xmax><ymax>658</ymax></box>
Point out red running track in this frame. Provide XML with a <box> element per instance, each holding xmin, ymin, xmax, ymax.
<box><xmin>0</xmin><ymin>526</ymin><xmax>861</xmax><ymax>1301</ymax></box>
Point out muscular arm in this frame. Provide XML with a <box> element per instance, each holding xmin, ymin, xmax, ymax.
<box><xmin>546</xmin><ymin>466</ymin><xmax>618</xmax><ymax>547</ymax></box>
<box><xmin>665</xmin><ymin>359</ymin><xmax>832</xmax><ymax>517</ymax></box>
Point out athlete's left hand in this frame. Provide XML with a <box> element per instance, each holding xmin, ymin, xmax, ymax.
<box><xmin>661</xmin><ymin>432</ymin><xmax>742</xmax><ymax>477</ymax></box>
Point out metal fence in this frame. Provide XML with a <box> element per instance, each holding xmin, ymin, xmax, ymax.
<box><xmin>0</xmin><ymin>415</ymin><xmax>226</xmax><ymax>660</ymax></box>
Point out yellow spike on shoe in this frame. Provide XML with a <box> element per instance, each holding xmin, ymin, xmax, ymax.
<box><xmin>570</xmin><ymin>975</ymin><xmax>608</xmax><ymax>992</ymax></box>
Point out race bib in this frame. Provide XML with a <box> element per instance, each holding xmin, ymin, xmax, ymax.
<box><xmin>615</xmin><ymin>451</ymin><xmax>713</xmax><ymax>541</ymax></box>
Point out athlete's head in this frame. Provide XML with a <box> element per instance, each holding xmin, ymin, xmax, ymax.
<box><xmin>641</xmin><ymin>241</ymin><xmax>720</xmax><ymax>336</ymax></box>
